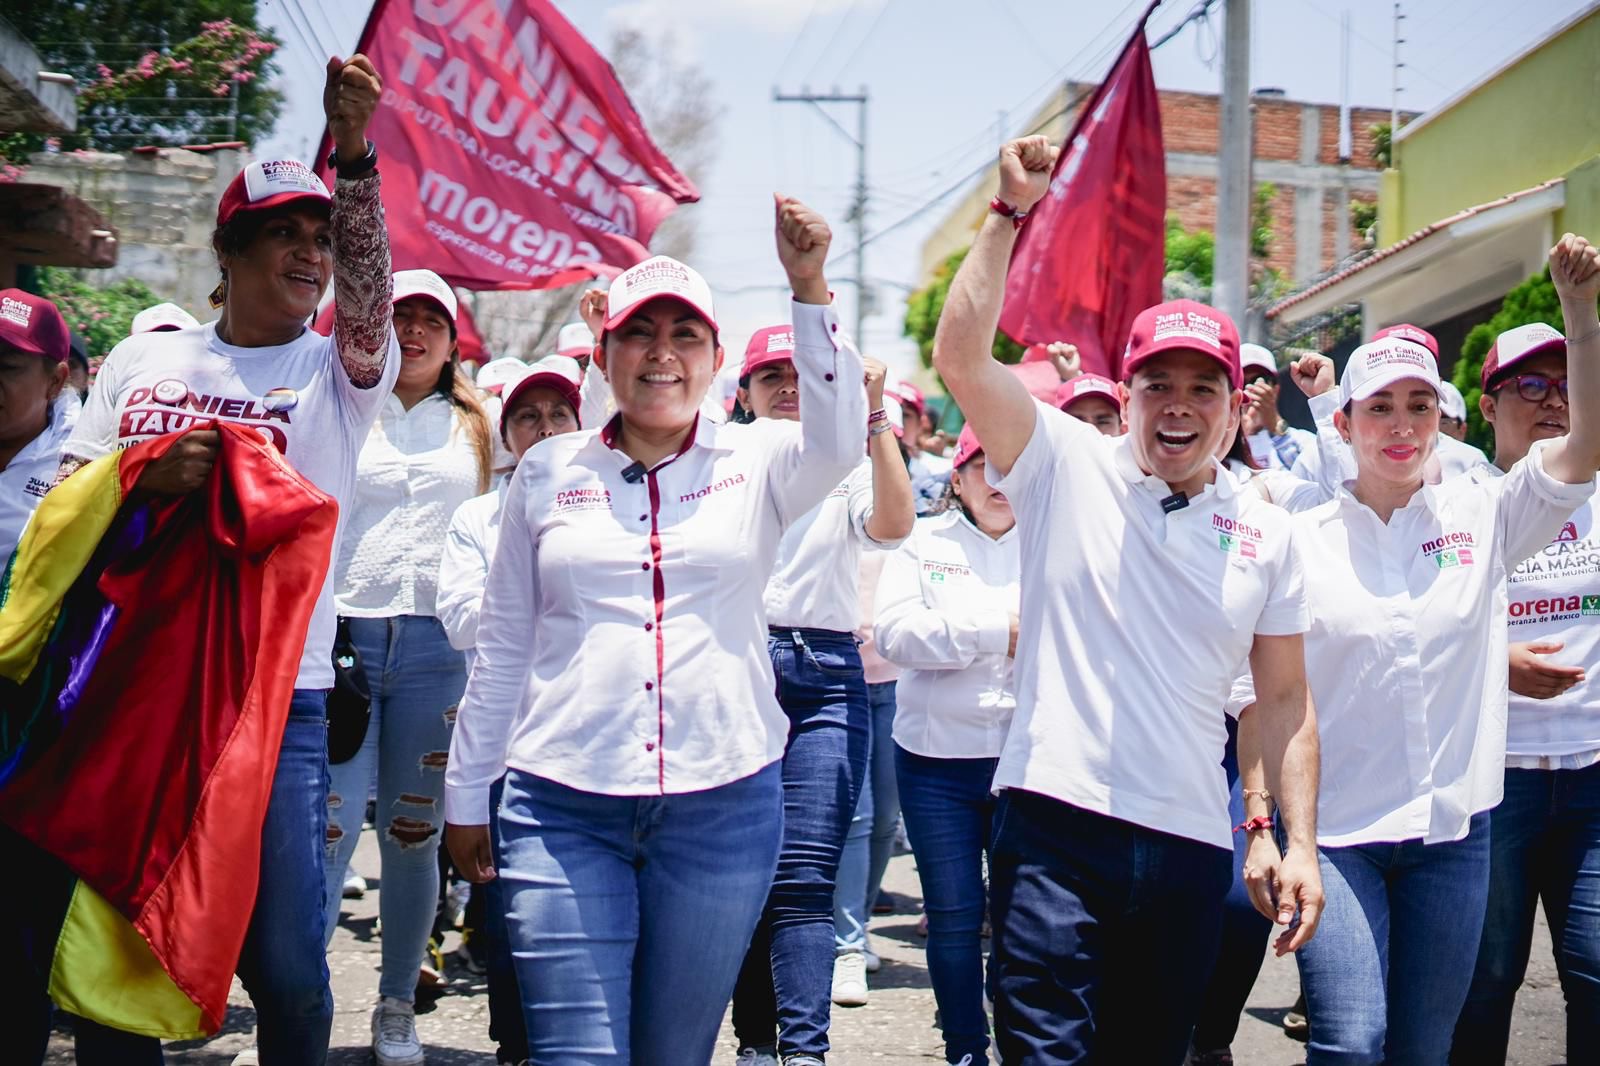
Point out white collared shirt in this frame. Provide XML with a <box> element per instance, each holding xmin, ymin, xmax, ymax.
<box><xmin>1296</xmin><ymin>439</ymin><xmax>1593</xmax><ymax>846</ymax></box>
<box><xmin>336</xmin><ymin>392</ymin><xmax>485</xmax><ymax>618</ymax></box>
<box><xmin>765</xmin><ymin>458</ymin><xmax>903</xmax><ymax>632</ymax></box>
<box><xmin>875</xmin><ymin>509</ymin><xmax>1019</xmax><ymax>759</ymax></box>
<box><xmin>444</xmin><ymin>300</ymin><xmax>865</xmax><ymax>824</ymax></box>
<box><xmin>0</xmin><ymin>390</ymin><xmax>79</xmax><ymax>561</ymax></box>
<box><xmin>436</xmin><ymin>478</ymin><xmax>509</xmax><ymax>673</ymax></box>
<box><xmin>1458</xmin><ymin>466</ymin><xmax>1600</xmax><ymax>766</ymax></box>
<box><xmin>989</xmin><ymin>402</ymin><xmax>1310</xmax><ymax>850</ymax></box>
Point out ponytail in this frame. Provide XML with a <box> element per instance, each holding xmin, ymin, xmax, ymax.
<box><xmin>434</xmin><ymin>357</ymin><xmax>493</xmax><ymax>494</ymax></box>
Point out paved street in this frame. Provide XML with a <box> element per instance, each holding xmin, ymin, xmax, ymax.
<box><xmin>47</xmin><ymin>826</ymin><xmax>1571</xmax><ymax>1064</ymax></box>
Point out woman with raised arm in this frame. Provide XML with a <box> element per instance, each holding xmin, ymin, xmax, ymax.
<box><xmin>1239</xmin><ymin>235</ymin><xmax>1600</xmax><ymax>1066</ymax></box>
<box><xmin>443</xmin><ymin>197</ymin><xmax>866</xmax><ymax>1065</ymax></box>
<box><xmin>42</xmin><ymin>55</ymin><xmax>397</xmax><ymax>1066</ymax></box>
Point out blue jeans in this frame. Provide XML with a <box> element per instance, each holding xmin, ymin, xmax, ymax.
<box><xmin>990</xmin><ymin>789</ymin><xmax>1232</xmax><ymax>1065</ymax></box>
<box><xmin>897</xmin><ymin>744</ymin><xmax>999</xmax><ymax>1064</ymax></box>
<box><xmin>1452</xmin><ymin>763</ymin><xmax>1600</xmax><ymax>1064</ymax></box>
<box><xmin>834</xmin><ymin>680</ymin><xmax>901</xmax><ymax>952</ymax></box>
<box><xmin>1297</xmin><ymin>812</ymin><xmax>1491</xmax><ymax>1065</ymax></box>
<box><xmin>323</xmin><ymin>615</ymin><xmax>465</xmax><ymax>1002</ymax></box>
<box><xmin>733</xmin><ymin>628</ymin><xmax>870</xmax><ymax>1059</ymax></box>
<box><xmin>1191</xmin><ymin>717</ymin><xmax>1273</xmax><ymax>1053</ymax></box>
<box><xmin>19</xmin><ymin>689</ymin><xmax>336</xmax><ymax>1065</ymax></box>
<box><xmin>496</xmin><ymin>765</ymin><xmax>783</xmax><ymax>1064</ymax></box>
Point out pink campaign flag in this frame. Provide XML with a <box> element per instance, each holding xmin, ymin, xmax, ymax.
<box><xmin>320</xmin><ymin>0</ymin><xmax>699</xmax><ymax>290</ymax></box>
<box><xmin>1000</xmin><ymin>4</ymin><xmax>1166</xmax><ymax>379</ymax></box>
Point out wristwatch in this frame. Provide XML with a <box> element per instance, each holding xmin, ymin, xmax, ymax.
<box><xmin>327</xmin><ymin>141</ymin><xmax>378</xmax><ymax>180</ymax></box>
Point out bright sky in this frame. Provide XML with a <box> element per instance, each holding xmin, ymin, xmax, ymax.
<box><xmin>258</xmin><ymin>0</ymin><xmax>1594</xmax><ymax>378</ymax></box>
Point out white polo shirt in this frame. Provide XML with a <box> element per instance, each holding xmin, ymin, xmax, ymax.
<box><xmin>436</xmin><ymin>479</ymin><xmax>508</xmax><ymax>673</ymax></box>
<box><xmin>988</xmin><ymin>401</ymin><xmax>1310</xmax><ymax>850</ymax></box>
<box><xmin>0</xmin><ymin>390</ymin><xmax>79</xmax><ymax>561</ymax></box>
<box><xmin>1459</xmin><ymin>467</ymin><xmax>1600</xmax><ymax>768</ymax></box>
<box><xmin>875</xmin><ymin>509</ymin><xmax>1019</xmax><ymax>759</ymax></box>
<box><xmin>765</xmin><ymin>458</ymin><xmax>903</xmax><ymax>633</ymax></box>
<box><xmin>445</xmin><ymin>300</ymin><xmax>865</xmax><ymax>824</ymax></box>
<box><xmin>1296</xmin><ymin>439</ymin><xmax>1593</xmax><ymax>847</ymax></box>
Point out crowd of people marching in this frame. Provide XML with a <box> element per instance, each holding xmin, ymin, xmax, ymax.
<box><xmin>2</xmin><ymin>53</ymin><xmax>1600</xmax><ymax>1066</ymax></box>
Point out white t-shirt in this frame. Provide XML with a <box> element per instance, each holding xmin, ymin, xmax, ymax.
<box><xmin>336</xmin><ymin>392</ymin><xmax>485</xmax><ymax>618</ymax></box>
<box><xmin>875</xmin><ymin>509</ymin><xmax>1020</xmax><ymax>759</ymax></box>
<box><xmin>988</xmin><ymin>401</ymin><xmax>1310</xmax><ymax>850</ymax></box>
<box><xmin>765</xmin><ymin>458</ymin><xmax>903</xmax><ymax>632</ymax></box>
<box><xmin>64</xmin><ymin>322</ymin><xmax>400</xmax><ymax>688</ymax></box>
<box><xmin>0</xmin><ymin>390</ymin><xmax>80</xmax><ymax>561</ymax></box>
<box><xmin>1295</xmin><ymin>441</ymin><xmax>1593</xmax><ymax>846</ymax></box>
<box><xmin>436</xmin><ymin>480</ymin><xmax>507</xmax><ymax>674</ymax></box>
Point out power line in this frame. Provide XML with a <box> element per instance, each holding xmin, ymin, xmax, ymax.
<box><xmin>773</xmin><ymin>0</ymin><xmax>825</xmax><ymax>84</ymax></box>
<box><xmin>799</xmin><ymin>0</ymin><xmax>866</xmax><ymax>86</ymax></box>
<box><xmin>830</xmin><ymin>0</ymin><xmax>899</xmax><ymax>85</ymax></box>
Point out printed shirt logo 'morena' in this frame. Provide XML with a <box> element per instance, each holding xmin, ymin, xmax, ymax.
<box><xmin>1421</xmin><ymin>530</ymin><xmax>1476</xmax><ymax>569</ymax></box>
<box><xmin>923</xmin><ymin>561</ymin><xmax>971</xmax><ymax>584</ymax></box>
<box><xmin>1212</xmin><ymin>514</ymin><xmax>1261</xmax><ymax>558</ymax></box>
<box><xmin>679</xmin><ymin>472</ymin><xmax>746</xmax><ymax>503</ymax></box>
<box><xmin>1508</xmin><ymin>593</ymin><xmax>1600</xmax><ymax>622</ymax></box>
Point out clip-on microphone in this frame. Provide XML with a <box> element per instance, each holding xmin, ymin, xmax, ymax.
<box><xmin>621</xmin><ymin>461</ymin><xmax>647</xmax><ymax>484</ymax></box>
<box><xmin>1160</xmin><ymin>492</ymin><xmax>1189</xmax><ymax>514</ymax></box>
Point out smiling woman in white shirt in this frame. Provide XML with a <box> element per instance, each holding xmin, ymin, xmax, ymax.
<box><xmin>727</xmin><ymin>320</ymin><xmax>913</xmax><ymax>1054</ymax></box>
<box><xmin>443</xmin><ymin>197</ymin><xmax>866</xmax><ymax>1065</ymax></box>
<box><xmin>874</xmin><ymin>423</ymin><xmax>1019</xmax><ymax>1066</ymax></box>
<box><xmin>1450</xmin><ymin>318</ymin><xmax>1600</xmax><ymax>1064</ymax></box>
<box><xmin>324</xmin><ymin>268</ymin><xmax>494</xmax><ymax>1066</ymax></box>
<box><xmin>1241</xmin><ymin>234</ymin><xmax>1600</xmax><ymax>1066</ymax></box>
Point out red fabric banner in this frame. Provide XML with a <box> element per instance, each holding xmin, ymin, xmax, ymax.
<box><xmin>999</xmin><ymin>11</ymin><xmax>1165</xmax><ymax>380</ymax></box>
<box><xmin>321</xmin><ymin>0</ymin><xmax>699</xmax><ymax>291</ymax></box>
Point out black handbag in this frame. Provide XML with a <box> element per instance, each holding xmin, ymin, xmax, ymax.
<box><xmin>327</xmin><ymin>616</ymin><xmax>372</xmax><ymax>764</ymax></box>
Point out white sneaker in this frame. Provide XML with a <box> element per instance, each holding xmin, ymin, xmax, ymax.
<box><xmin>371</xmin><ymin>995</ymin><xmax>426</xmax><ymax>1066</ymax></box>
<box><xmin>342</xmin><ymin>872</ymin><xmax>366</xmax><ymax>899</ymax></box>
<box><xmin>831</xmin><ymin>950</ymin><xmax>869</xmax><ymax>1007</ymax></box>
<box><xmin>229</xmin><ymin>1052</ymin><xmax>259</xmax><ymax>1066</ymax></box>
<box><xmin>735</xmin><ymin>1049</ymin><xmax>779</xmax><ymax>1066</ymax></box>
<box><xmin>863</xmin><ymin>947</ymin><xmax>882</xmax><ymax>973</ymax></box>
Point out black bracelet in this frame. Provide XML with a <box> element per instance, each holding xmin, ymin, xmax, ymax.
<box><xmin>327</xmin><ymin>141</ymin><xmax>378</xmax><ymax>180</ymax></box>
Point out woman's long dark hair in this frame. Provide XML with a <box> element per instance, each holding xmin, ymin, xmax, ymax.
<box><xmin>435</xmin><ymin>350</ymin><xmax>493</xmax><ymax>495</ymax></box>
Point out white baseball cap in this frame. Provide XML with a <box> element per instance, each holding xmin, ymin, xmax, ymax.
<box><xmin>602</xmin><ymin>256</ymin><xmax>717</xmax><ymax>334</ymax></box>
<box><xmin>475</xmin><ymin>356</ymin><xmax>530</xmax><ymax>395</ymax></box>
<box><xmin>1338</xmin><ymin>338</ymin><xmax>1441</xmax><ymax>406</ymax></box>
<box><xmin>131</xmin><ymin>302</ymin><xmax>200</xmax><ymax>334</ymax></box>
<box><xmin>1437</xmin><ymin>381</ymin><xmax>1468</xmax><ymax>421</ymax></box>
<box><xmin>1240</xmin><ymin>343</ymin><xmax>1277</xmax><ymax>378</ymax></box>
<box><xmin>555</xmin><ymin>322</ymin><xmax>595</xmax><ymax>358</ymax></box>
<box><xmin>392</xmin><ymin>269</ymin><xmax>458</xmax><ymax>323</ymax></box>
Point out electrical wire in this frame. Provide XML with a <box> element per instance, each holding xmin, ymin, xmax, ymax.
<box><xmin>829</xmin><ymin>0</ymin><xmax>899</xmax><ymax>86</ymax></box>
<box><xmin>799</xmin><ymin>0</ymin><xmax>867</xmax><ymax>87</ymax></box>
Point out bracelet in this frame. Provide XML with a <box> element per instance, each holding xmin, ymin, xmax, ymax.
<box><xmin>868</xmin><ymin>421</ymin><xmax>894</xmax><ymax>438</ymax></box>
<box><xmin>1234</xmin><ymin>815</ymin><xmax>1275</xmax><ymax>834</ymax></box>
<box><xmin>868</xmin><ymin>407</ymin><xmax>889</xmax><ymax>424</ymax></box>
<box><xmin>1569</xmin><ymin>325</ymin><xmax>1600</xmax><ymax>345</ymax></box>
<box><xmin>327</xmin><ymin>141</ymin><xmax>379</xmax><ymax>180</ymax></box>
<box><xmin>990</xmin><ymin>197</ymin><xmax>1029</xmax><ymax>230</ymax></box>
<box><xmin>1242</xmin><ymin>788</ymin><xmax>1273</xmax><ymax>803</ymax></box>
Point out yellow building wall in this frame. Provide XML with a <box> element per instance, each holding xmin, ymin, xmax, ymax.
<box><xmin>1386</xmin><ymin>6</ymin><xmax>1600</xmax><ymax>241</ymax></box>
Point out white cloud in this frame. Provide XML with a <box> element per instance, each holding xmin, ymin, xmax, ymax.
<box><xmin>607</xmin><ymin>0</ymin><xmax>885</xmax><ymax>35</ymax></box>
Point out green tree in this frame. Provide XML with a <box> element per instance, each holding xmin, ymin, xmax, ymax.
<box><xmin>903</xmin><ymin>247</ymin><xmax>1026</xmax><ymax>370</ymax></box>
<box><xmin>1</xmin><ymin>1</ymin><xmax>281</xmax><ymax>152</ymax></box>
<box><xmin>1451</xmin><ymin>268</ymin><xmax>1566</xmax><ymax>454</ymax></box>
<box><xmin>1165</xmin><ymin>215</ymin><xmax>1215</xmax><ymax>286</ymax></box>
<box><xmin>35</xmin><ymin>267</ymin><xmax>162</xmax><ymax>364</ymax></box>
<box><xmin>1371</xmin><ymin>122</ymin><xmax>1393</xmax><ymax>168</ymax></box>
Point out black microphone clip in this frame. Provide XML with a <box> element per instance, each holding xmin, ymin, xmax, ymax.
<box><xmin>621</xmin><ymin>461</ymin><xmax>647</xmax><ymax>484</ymax></box>
<box><xmin>1160</xmin><ymin>492</ymin><xmax>1189</xmax><ymax>514</ymax></box>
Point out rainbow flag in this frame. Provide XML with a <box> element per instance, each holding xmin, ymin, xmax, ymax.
<box><xmin>0</xmin><ymin>423</ymin><xmax>336</xmax><ymax>1037</ymax></box>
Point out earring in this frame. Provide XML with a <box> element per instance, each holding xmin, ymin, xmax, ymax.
<box><xmin>208</xmin><ymin>277</ymin><xmax>226</xmax><ymax>309</ymax></box>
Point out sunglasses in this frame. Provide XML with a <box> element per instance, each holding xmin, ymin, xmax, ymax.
<box><xmin>1499</xmin><ymin>373</ymin><xmax>1569</xmax><ymax>404</ymax></box>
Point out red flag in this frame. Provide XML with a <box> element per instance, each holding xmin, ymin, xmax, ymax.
<box><xmin>319</xmin><ymin>0</ymin><xmax>699</xmax><ymax>291</ymax></box>
<box><xmin>1000</xmin><ymin>6</ymin><xmax>1165</xmax><ymax>380</ymax></box>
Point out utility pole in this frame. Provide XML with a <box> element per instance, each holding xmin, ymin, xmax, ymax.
<box><xmin>1213</xmin><ymin>0</ymin><xmax>1252</xmax><ymax>327</ymax></box>
<box><xmin>1391</xmin><ymin>2</ymin><xmax>1406</xmax><ymax>136</ymax></box>
<box><xmin>773</xmin><ymin>87</ymin><xmax>869</xmax><ymax>344</ymax></box>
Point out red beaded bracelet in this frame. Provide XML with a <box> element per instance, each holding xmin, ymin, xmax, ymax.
<box><xmin>1234</xmin><ymin>815</ymin><xmax>1275</xmax><ymax>834</ymax></box>
<box><xmin>990</xmin><ymin>197</ymin><xmax>1029</xmax><ymax>229</ymax></box>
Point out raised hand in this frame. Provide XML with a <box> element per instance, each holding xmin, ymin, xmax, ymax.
<box><xmin>324</xmin><ymin>54</ymin><xmax>382</xmax><ymax>163</ymax></box>
<box><xmin>997</xmin><ymin>136</ymin><xmax>1059</xmax><ymax>213</ymax></box>
<box><xmin>863</xmin><ymin>356</ymin><xmax>888</xmax><ymax>408</ymax></box>
<box><xmin>1551</xmin><ymin>233</ymin><xmax>1600</xmax><ymax>307</ymax></box>
<box><xmin>774</xmin><ymin>194</ymin><xmax>831</xmax><ymax>306</ymax></box>
<box><xmin>1048</xmin><ymin>342</ymin><xmax>1082</xmax><ymax>382</ymax></box>
<box><xmin>579</xmin><ymin>288</ymin><xmax>608</xmax><ymax>339</ymax></box>
<box><xmin>1289</xmin><ymin>352</ymin><xmax>1336</xmax><ymax>398</ymax></box>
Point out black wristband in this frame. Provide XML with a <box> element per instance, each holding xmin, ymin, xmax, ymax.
<box><xmin>327</xmin><ymin>141</ymin><xmax>378</xmax><ymax>180</ymax></box>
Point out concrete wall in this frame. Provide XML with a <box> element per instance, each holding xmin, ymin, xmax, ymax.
<box><xmin>916</xmin><ymin>84</ymin><xmax>1395</xmax><ymax>287</ymax></box>
<box><xmin>20</xmin><ymin>146</ymin><xmax>246</xmax><ymax>318</ymax></box>
<box><xmin>1384</xmin><ymin>5</ymin><xmax>1600</xmax><ymax>244</ymax></box>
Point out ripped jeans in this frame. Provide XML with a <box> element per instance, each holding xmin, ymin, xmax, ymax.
<box><xmin>322</xmin><ymin>615</ymin><xmax>466</xmax><ymax>1002</ymax></box>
